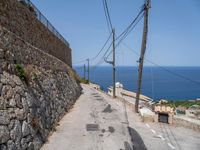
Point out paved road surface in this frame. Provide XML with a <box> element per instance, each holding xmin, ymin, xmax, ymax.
<box><xmin>41</xmin><ymin>84</ymin><xmax>200</xmax><ymax>150</ymax></box>
<box><xmin>125</xmin><ymin>99</ymin><xmax>200</xmax><ymax>150</ymax></box>
<box><xmin>42</xmin><ymin>84</ymin><xmax>134</xmax><ymax>150</ymax></box>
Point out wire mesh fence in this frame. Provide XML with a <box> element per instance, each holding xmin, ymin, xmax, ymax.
<box><xmin>17</xmin><ymin>0</ymin><xmax>69</xmax><ymax>47</ymax></box>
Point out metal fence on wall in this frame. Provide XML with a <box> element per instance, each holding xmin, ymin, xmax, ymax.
<box><xmin>17</xmin><ymin>0</ymin><xmax>70</xmax><ymax>47</ymax></box>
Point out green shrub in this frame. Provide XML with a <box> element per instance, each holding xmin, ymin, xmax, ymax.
<box><xmin>32</xmin><ymin>73</ymin><xmax>38</xmax><ymax>81</ymax></box>
<box><xmin>67</xmin><ymin>69</ymin><xmax>81</xmax><ymax>84</ymax></box>
<box><xmin>169</xmin><ymin>100</ymin><xmax>200</xmax><ymax>109</ymax></box>
<box><xmin>80</xmin><ymin>78</ymin><xmax>89</xmax><ymax>84</ymax></box>
<box><xmin>15</xmin><ymin>64</ymin><xmax>26</xmax><ymax>81</ymax></box>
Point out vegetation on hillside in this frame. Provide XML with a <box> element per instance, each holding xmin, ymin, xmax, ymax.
<box><xmin>79</xmin><ymin>78</ymin><xmax>89</xmax><ymax>84</ymax></box>
<box><xmin>172</xmin><ymin>100</ymin><xmax>200</xmax><ymax>108</ymax></box>
<box><xmin>156</xmin><ymin>100</ymin><xmax>200</xmax><ymax>109</ymax></box>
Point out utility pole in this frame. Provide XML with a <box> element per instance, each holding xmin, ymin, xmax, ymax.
<box><xmin>135</xmin><ymin>0</ymin><xmax>150</xmax><ymax>113</ymax></box>
<box><xmin>104</xmin><ymin>28</ymin><xmax>116</xmax><ymax>98</ymax></box>
<box><xmin>87</xmin><ymin>58</ymin><xmax>90</xmax><ymax>83</ymax></box>
<box><xmin>84</xmin><ymin>64</ymin><xmax>86</xmax><ymax>80</ymax></box>
<box><xmin>112</xmin><ymin>28</ymin><xmax>116</xmax><ymax>98</ymax></box>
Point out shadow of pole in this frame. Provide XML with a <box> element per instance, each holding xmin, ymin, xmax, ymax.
<box><xmin>128</xmin><ymin>127</ymin><xmax>148</xmax><ymax>150</ymax></box>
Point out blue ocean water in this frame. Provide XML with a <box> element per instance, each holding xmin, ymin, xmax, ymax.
<box><xmin>74</xmin><ymin>66</ymin><xmax>200</xmax><ymax>101</ymax></box>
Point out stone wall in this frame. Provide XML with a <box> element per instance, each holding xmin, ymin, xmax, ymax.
<box><xmin>173</xmin><ymin>117</ymin><xmax>200</xmax><ymax>132</ymax></box>
<box><xmin>0</xmin><ymin>0</ymin><xmax>72</xmax><ymax>66</ymax></box>
<box><xmin>0</xmin><ymin>25</ymin><xmax>81</xmax><ymax>149</ymax></box>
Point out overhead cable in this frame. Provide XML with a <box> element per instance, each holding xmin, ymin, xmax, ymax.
<box><xmin>123</xmin><ymin>43</ymin><xmax>200</xmax><ymax>86</ymax></box>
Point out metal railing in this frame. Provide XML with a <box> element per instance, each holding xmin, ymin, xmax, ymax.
<box><xmin>17</xmin><ymin>0</ymin><xmax>70</xmax><ymax>47</ymax></box>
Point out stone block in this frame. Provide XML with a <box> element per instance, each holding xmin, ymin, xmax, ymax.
<box><xmin>0</xmin><ymin>126</ymin><xmax>10</xmax><ymax>144</ymax></box>
<box><xmin>1</xmin><ymin>85</ymin><xmax>9</xmax><ymax>97</ymax></box>
<box><xmin>0</xmin><ymin>111</ymin><xmax>9</xmax><ymax>125</ymax></box>
<box><xmin>25</xmin><ymin>92</ymin><xmax>34</xmax><ymax>108</ymax></box>
<box><xmin>0</xmin><ymin>49</ymin><xmax>4</xmax><ymax>59</ymax></box>
<box><xmin>22</xmin><ymin>97</ymin><xmax>29</xmax><ymax>113</ymax></box>
<box><xmin>22</xmin><ymin>121</ymin><xmax>30</xmax><ymax>137</ymax></box>
<box><xmin>7</xmin><ymin>140</ymin><xmax>17</xmax><ymax>150</ymax></box>
<box><xmin>10</xmin><ymin>120</ymin><xmax>22</xmax><ymax>142</ymax></box>
<box><xmin>14</xmin><ymin>108</ymin><xmax>24</xmax><ymax>121</ymax></box>
<box><xmin>13</xmin><ymin>86</ymin><xmax>24</xmax><ymax>96</ymax></box>
<box><xmin>21</xmin><ymin>138</ymin><xmax>28</xmax><ymax>150</ymax></box>
<box><xmin>9</xmin><ymin>98</ymin><xmax>16</xmax><ymax>107</ymax></box>
<box><xmin>0</xmin><ymin>144</ymin><xmax>7</xmax><ymax>150</ymax></box>
<box><xmin>13</xmin><ymin>75</ymin><xmax>22</xmax><ymax>86</ymax></box>
<box><xmin>27</xmin><ymin>142</ymin><xmax>34</xmax><ymax>150</ymax></box>
<box><xmin>15</xmin><ymin>94</ymin><xmax>23</xmax><ymax>109</ymax></box>
<box><xmin>8</xmin><ymin>119</ymin><xmax>15</xmax><ymax>130</ymax></box>
<box><xmin>0</xmin><ymin>97</ymin><xmax>7</xmax><ymax>110</ymax></box>
<box><xmin>32</xmin><ymin>135</ymin><xmax>43</xmax><ymax>150</ymax></box>
<box><xmin>2</xmin><ymin>85</ymin><xmax>13</xmax><ymax>100</ymax></box>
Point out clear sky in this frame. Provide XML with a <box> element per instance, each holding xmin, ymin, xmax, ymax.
<box><xmin>31</xmin><ymin>0</ymin><xmax>200</xmax><ymax>67</ymax></box>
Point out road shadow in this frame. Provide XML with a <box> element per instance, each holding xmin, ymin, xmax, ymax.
<box><xmin>102</xmin><ymin>104</ymin><xmax>112</xmax><ymax>113</ymax></box>
<box><xmin>128</xmin><ymin>127</ymin><xmax>148</xmax><ymax>150</ymax></box>
<box><xmin>124</xmin><ymin>141</ymin><xmax>132</xmax><ymax>150</ymax></box>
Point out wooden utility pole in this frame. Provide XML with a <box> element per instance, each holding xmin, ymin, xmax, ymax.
<box><xmin>84</xmin><ymin>64</ymin><xmax>86</xmax><ymax>80</ymax></box>
<box><xmin>135</xmin><ymin>0</ymin><xmax>150</xmax><ymax>113</ymax></box>
<box><xmin>87</xmin><ymin>58</ymin><xmax>90</xmax><ymax>82</ymax></box>
<box><xmin>112</xmin><ymin>28</ymin><xmax>116</xmax><ymax>98</ymax></box>
<box><xmin>104</xmin><ymin>28</ymin><xmax>116</xmax><ymax>98</ymax></box>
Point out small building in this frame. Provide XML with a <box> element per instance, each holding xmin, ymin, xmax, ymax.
<box><xmin>154</xmin><ymin>100</ymin><xmax>175</xmax><ymax>124</ymax></box>
<box><xmin>176</xmin><ymin>106</ymin><xmax>187</xmax><ymax>115</ymax></box>
<box><xmin>185</xmin><ymin>105</ymin><xmax>200</xmax><ymax>119</ymax></box>
<box><xmin>115</xmin><ymin>82</ymin><xmax>123</xmax><ymax>88</ymax></box>
<box><xmin>196</xmin><ymin>98</ymin><xmax>200</xmax><ymax>101</ymax></box>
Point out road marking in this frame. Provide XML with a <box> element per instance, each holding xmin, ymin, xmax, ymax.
<box><xmin>145</xmin><ymin>123</ymin><xmax>150</xmax><ymax>128</ymax></box>
<box><xmin>167</xmin><ymin>143</ymin><xmax>175</xmax><ymax>149</ymax></box>
<box><xmin>151</xmin><ymin>129</ymin><xmax>156</xmax><ymax>134</ymax></box>
<box><xmin>158</xmin><ymin>134</ymin><xmax>165</xmax><ymax>141</ymax></box>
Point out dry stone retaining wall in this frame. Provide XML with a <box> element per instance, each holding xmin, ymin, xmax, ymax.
<box><xmin>0</xmin><ymin>25</ymin><xmax>81</xmax><ymax>149</ymax></box>
<box><xmin>0</xmin><ymin>0</ymin><xmax>72</xmax><ymax>66</ymax></box>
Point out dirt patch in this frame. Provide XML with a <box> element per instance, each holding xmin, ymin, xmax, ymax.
<box><xmin>91</xmin><ymin>93</ymin><xmax>98</xmax><ymax>95</ymax></box>
<box><xmin>94</xmin><ymin>95</ymin><xmax>101</xmax><ymax>98</ymax></box>
<box><xmin>101</xmin><ymin>129</ymin><xmax>106</xmax><ymax>133</ymax></box>
<box><xmin>108</xmin><ymin>126</ymin><xmax>115</xmax><ymax>133</ymax></box>
<box><xmin>96</xmin><ymin>98</ymin><xmax>103</xmax><ymax>101</ymax></box>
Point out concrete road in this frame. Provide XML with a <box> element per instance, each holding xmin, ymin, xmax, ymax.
<box><xmin>41</xmin><ymin>84</ymin><xmax>134</xmax><ymax>150</ymax></box>
<box><xmin>41</xmin><ymin>84</ymin><xmax>200</xmax><ymax>150</ymax></box>
<box><xmin>125</xmin><ymin>103</ymin><xmax>200</xmax><ymax>150</ymax></box>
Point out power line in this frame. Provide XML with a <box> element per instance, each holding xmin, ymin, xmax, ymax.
<box><xmin>116</xmin><ymin>14</ymin><xmax>144</xmax><ymax>48</ymax></box>
<box><xmin>104</xmin><ymin>8</ymin><xmax>144</xmax><ymax>61</ymax></box>
<box><xmin>116</xmin><ymin>7</ymin><xmax>144</xmax><ymax>42</ymax></box>
<box><xmin>73</xmin><ymin>32</ymin><xmax>112</xmax><ymax>65</ymax></box>
<box><xmin>74</xmin><ymin>3</ymin><xmax>144</xmax><ymax>71</ymax></box>
<box><xmin>103</xmin><ymin>0</ymin><xmax>113</xmax><ymax>31</ymax></box>
<box><xmin>74</xmin><ymin>3</ymin><xmax>144</xmax><ymax>66</ymax></box>
<box><xmin>122</xmin><ymin>43</ymin><xmax>200</xmax><ymax>86</ymax></box>
<box><xmin>73</xmin><ymin>59</ymin><xmax>87</xmax><ymax>65</ymax></box>
<box><xmin>92</xmin><ymin>41</ymin><xmax>113</xmax><ymax>70</ymax></box>
<box><xmin>102</xmin><ymin>0</ymin><xmax>111</xmax><ymax>33</ymax></box>
<box><xmin>90</xmin><ymin>32</ymin><xmax>112</xmax><ymax>61</ymax></box>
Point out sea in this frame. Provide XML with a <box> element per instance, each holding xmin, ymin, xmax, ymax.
<box><xmin>74</xmin><ymin>66</ymin><xmax>200</xmax><ymax>101</ymax></box>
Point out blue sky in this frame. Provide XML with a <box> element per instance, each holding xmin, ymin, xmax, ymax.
<box><xmin>31</xmin><ymin>0</ymin><xmax>200</xmax><ymax>66</ymax></box>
